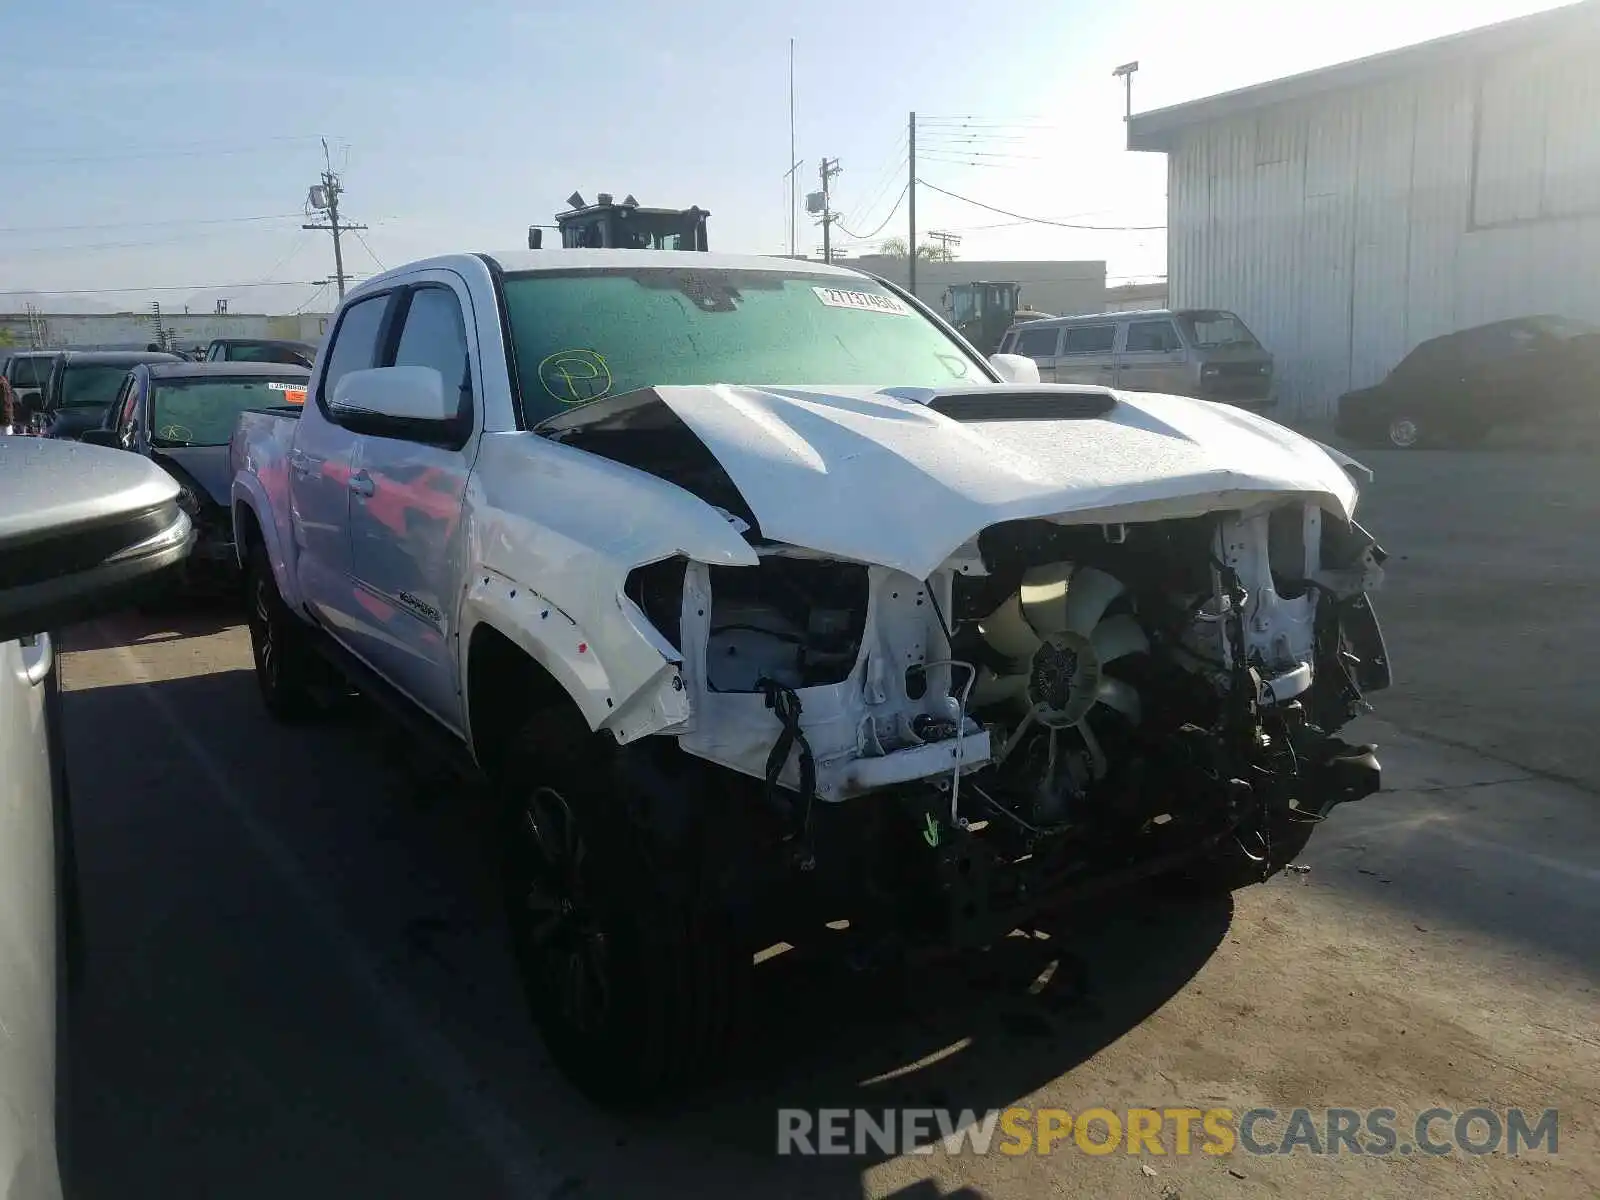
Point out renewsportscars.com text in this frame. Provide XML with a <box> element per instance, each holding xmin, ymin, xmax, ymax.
<box><xmin>776</xmin><ymin>1106</ymin><xmax>1560</xmax><ymax>1158</ymax></box>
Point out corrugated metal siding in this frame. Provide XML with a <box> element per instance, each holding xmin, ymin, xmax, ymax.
<box><xmin>1164</xmin><ymin>36</ymin><xmax>1600</xmax><ymax>420</ymax></box>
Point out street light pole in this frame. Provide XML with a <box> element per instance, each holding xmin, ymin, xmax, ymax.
<box><xmin>1113</xmin><ymin>61</ymin><xmax>1140</xmax><ymax>122</ymax></box>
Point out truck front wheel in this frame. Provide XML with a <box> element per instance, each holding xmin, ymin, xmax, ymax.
<box><xmin>498</xmin><ymin>712</ymin><xmax>748</xmax><ymax>1106</ymax></box>
<box><xmin>244</xmin><ymin>543</ymin><xmax>322</xmax><ymax>723</ymax></box>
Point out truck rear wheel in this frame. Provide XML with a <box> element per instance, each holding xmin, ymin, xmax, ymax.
<box><xmin>244</xmin><ymin>543</ymin><xmax>321</xmax><ymax>723</ymax></box>
<box><xmin>498</xmin><ymin>712</ymin><xmax>748</xmax><ymax>1107</ymax></box>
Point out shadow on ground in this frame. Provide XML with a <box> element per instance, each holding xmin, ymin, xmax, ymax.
<box><xmin>62</xmin><ymin>594</ymin><xmax>242</xmax><ymax>651</ymax></box>
<box><xmin>60</xmin><ymin>664</ymin><xmax>1232</xmax><ymax>1199</ymax></box>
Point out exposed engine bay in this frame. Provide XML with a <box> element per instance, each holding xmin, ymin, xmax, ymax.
<box><xmin>556</xmin><ymin>380</ymin><xmax>1394</xmax><ymax>946</ymax></box>
<box><xmin>625</xmin><ymin>497</ymin><xmax>1388</xmax><ymax>941</ymax></box>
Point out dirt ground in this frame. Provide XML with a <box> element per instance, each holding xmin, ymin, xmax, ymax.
<box><xmin>54</xmin><ymin>448</ymin><xmax>1599</xmax><ymax>1199</ymax></box>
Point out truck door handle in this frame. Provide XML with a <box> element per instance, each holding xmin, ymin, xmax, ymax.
<box><xmin>348</xmin><ymin>470</ymin><xmax>375</xmax><ymax>498</ymax></box>
<box><xmin>19</xmin><ymin>633</ymin><xmax>53</xmax><ymax>687</ymax></box>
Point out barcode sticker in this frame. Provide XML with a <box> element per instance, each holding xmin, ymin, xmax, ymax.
<box><xmin>812</xmin><ymin>286</ymin><xmax>910</xmax><ymax>315</ymax></box>
<box><xmin>267</xmin><ymin>381</ymin><xmax>308</xmax><ymax>404</ymax></box>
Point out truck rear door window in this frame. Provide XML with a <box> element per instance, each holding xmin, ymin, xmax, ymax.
<box><xmin>1061</xmin><ymin>325</ymin><xmax>1116</xmax><ymax>354</ymax></box>
<box><xmin>1014</xmin><ymin>326</ymin><xmax>1061</xmax><ymax>359</ymax></box>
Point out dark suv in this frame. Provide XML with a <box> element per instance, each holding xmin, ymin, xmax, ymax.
<box><xmin>41</xmin><ymin>350</ymin><xmax>181</xmax><ymax>440</ymax></box>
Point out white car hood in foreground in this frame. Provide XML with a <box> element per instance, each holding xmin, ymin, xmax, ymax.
<box><xmin>545</xmin><ymin>384</ymin><xmax>1360</xmax><ymax>579</ymax></box>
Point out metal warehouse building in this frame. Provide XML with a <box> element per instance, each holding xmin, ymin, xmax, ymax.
<box><xmin>1127</xmin><ymin>1</ymin><xmax>1600</xmax><ymax>420</ymax></box>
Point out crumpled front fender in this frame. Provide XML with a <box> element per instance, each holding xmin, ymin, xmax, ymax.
<box><xmin>459</xmin><ymin>431</ymin><xmax>759</xmax><ymax>744</ymax></box>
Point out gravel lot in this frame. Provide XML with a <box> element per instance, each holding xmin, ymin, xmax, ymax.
<box><xmin>54</xmin><ymin>448</ymin><xmax>1599</xmax><ymax>1199</ymax></box>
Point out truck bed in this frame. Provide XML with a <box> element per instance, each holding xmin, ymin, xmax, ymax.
<box><xmin>230</xmin><ymin>407</ymin><xmax>305</xmax><ymax>568</ymax></box>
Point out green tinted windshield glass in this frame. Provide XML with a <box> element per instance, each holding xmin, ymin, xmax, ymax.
<box><xmin>151</xmin><ymin>377</ymin><xmax>306</xmax><ymax>446</ymax></box>
<box><xmin>499</xmin><ymin>268</ymin><xmax>983</xmax><ymax>424</ymax></box>
<box><xmin>60</xmin><ymin>364</ymin><xmax>133</xmax><ymax>408</ymax></box>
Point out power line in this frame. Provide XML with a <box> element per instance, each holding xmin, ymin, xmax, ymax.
<box><xmin>835</xmin><ymin>155</ymin><xmax>907</xmax><ymax>238</ymax></box>
<box><xmin>0</xmin><ymin>212</ymin><xmax>304</xmax><ymax>236</ymax></box>
<box><xmin>834</xmin><ymin>133</ymin><xmax>906</xmax><ymax>229</ymax></box>
<box><xmin>0</xmin><ymin>281</ymin><xmax>327</xmax><ymax>297</ymax></box>
<box><xmin>293</xmin><ymin>281</ymin><xmax>332</xmax><ymax>314</ymax></box>
<box><xmin>0</xmin><ymin>224</ymin><xmax>293</xmax><ymax>257</ymax></box>
<box><xmin>918</xmin><ymin>153</ymin><xmax>1032</xmax><ymax>171</ymax></box>
<box><xmin>4</xmin><ymin>136</ymin><xmax>338</xmax><ymax>167</ymax></box>
<box><xmin>253</xmin><ymin>232</ymin><xmax>313</xmax><ymax>285</ymax></box>
<box><xmin>351</xmin><ymin>228</ymin><xmax>387</xmax><ymax>271</ymax></box>
<box><xmin>916</xmin><ymin>179</ymin><xmax>1166</xmax><ymax>231</ymax></box>
<box><xmin>919</xmin><ymin>148</ymin><xmax>1039</xmax><ymax>161</ymax></box>
<box><xmin>833</xmin><ymin>182</ymin><xmax>909</xmax><ymax>242</ymax></box>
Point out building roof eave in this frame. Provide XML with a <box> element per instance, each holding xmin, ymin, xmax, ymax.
<box><xmin>1125</xmin><ymin>0</ymin><xmax>1600</xmax><ymax>153</ymax></box>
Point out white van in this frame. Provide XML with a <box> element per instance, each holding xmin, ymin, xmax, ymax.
<box><xmin>997</xmin><ymin>308</ymin><xmax>1275</xmax><ymax>411</ymax></box>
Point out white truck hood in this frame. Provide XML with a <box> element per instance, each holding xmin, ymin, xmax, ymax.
<box><xmin>541</xmin><ymin>383</ymin><xmax>1360</xmax><ymax>580</ymax></box>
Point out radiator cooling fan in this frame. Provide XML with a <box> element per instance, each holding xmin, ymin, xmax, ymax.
<box><xmin>971</xmin><ymin>564</ymin><xmax>1149</xmax><ymax>780</ymax></box>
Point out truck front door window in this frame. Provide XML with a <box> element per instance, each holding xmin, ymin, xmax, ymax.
<box><xmin>319</xmin><ymin>294</ymin><xmax>390</xmax><ymax>411</ymax></box>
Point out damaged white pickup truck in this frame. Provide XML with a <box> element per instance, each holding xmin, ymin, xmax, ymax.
<box><xmin>230</xmin><ymin>250</ymin><xmax>1390</xmax><ymax>1104</ymax></box>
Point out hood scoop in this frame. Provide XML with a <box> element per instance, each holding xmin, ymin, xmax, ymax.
<box><xmin>926</xmin><ymin>387</ymin><xmax>1117</xmax><ymax>422</ymax></box>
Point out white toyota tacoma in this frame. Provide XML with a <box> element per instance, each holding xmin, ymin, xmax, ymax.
<box><xmin>230</xmin><ymin>250</ymin><xmax>1391</xmax><ymax>1104</ymax></box>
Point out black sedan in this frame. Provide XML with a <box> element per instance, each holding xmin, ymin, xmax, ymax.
<box><xmin>1335</xmin><ymin>314</ymin><xmax>1600</xmax><ymax>449</ymax></box>
<box><xmin>40</xmin><ymin>350</ymin><xmax>182</xmax><ymax>441</ymax></box>
<box><xmin>81</xmin><ymin>362</ymin><xmax>309</xmax><ymax>591</ymax></box>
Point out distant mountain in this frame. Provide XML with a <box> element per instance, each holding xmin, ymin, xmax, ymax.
<box><xmin>0</xmin><ymin>291</ymin><xmax>119</xmax><ymax>314</ymax></box>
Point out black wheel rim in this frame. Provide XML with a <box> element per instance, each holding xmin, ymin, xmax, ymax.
<box><xmin>1388</xmin><ymin>417</ymin><xmax>1420</xmax><ymax>448</ymax></box>
<box><xmin>251</xmin><ymin>574</ymin><xmax>278</xmax><ymax>689</ymax></box>
<box><xmin>511</xmin><ymin>786</ymin><xmax>609</xmax><ymax>1033</ymax></box>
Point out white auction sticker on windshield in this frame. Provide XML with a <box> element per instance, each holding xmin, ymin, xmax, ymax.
<box><xmin>812</xmin><ymin>286</ymin><xmax>910</xmax><ymax>315</ymax></box>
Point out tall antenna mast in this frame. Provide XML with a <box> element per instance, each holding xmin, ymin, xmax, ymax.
<box><xmin>788</xmin><ymin>39</ymin><xmax>797</xmax><ymax>257</ymax></box>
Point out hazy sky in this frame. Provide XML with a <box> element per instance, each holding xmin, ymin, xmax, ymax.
<box><xmin>0</xmin><ymin>0</ymin><xmax>1575</xmax><ymax>312</ymax></box>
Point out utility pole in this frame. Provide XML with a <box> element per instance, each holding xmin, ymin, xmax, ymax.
<box><xmin>302</xmin><ymin>140</ymin><xmax>367</xmax><ymax>301</ymax></box>
<box><xmin>907</xmin><ymin>111</ymin><xmax>917</xmax><ymax>296</ymax></box>
<box><xmin>927</xmin><ymin>230</ymin><xmax>961</xmax><ymax>261</ymax></box>
<box><xmin>818</xmin><ymin>157</ymin><xmax>842</xmax><ymax>263</ymax></box>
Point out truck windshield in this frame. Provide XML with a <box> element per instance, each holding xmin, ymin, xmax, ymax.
<box><xmin>59</xmin><ymin>364</ymin><xmax>133</xmax><ymax>408</ymax></box>
<box><xmin>499</xmin><ymin>267</ymin><xmax>987</xmax><ymax>424</ymax></box>
<box><xmin>1179</xmin><ymin>311</ymin><xmax>1259</xmax><ymax>349</ymax></box>
<box><xmin>150</xmin><ymin>377</ymin><xmax>307</xmax><ymax>446</ymax></box>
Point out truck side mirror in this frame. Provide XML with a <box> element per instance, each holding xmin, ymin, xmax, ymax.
<box><xmin>331</xmin><ymin>366</ymin><xmax>454</xmax><ymax>424</ymax></box>
<box><xmin>528</xmin><ymin>227</ymin><xmax>543</xmax><ymax>250</ymax></box>
<box><xmin>989</xmin><ymin>354</ymin><xmax>1042</xmax><ymax>386</ymax></box>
